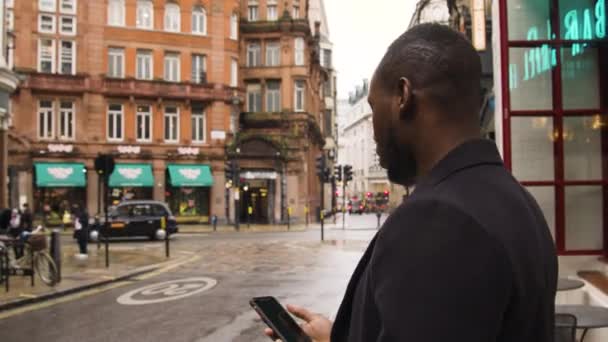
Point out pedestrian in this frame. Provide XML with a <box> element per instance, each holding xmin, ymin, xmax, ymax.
<box><xmin>8</xmin><ymin>208</ymin><xmax>24</xmax><ymax>258</ymax></box>
<box><xmin>264</xmin><ymin>23</ymin><xmax>557</xmax><ymax>342</ymax></box>
<box><xmin>62</xmin><ymin>209</ymin><xmax>71</xmax><ymax>231</ymax></box>
<box><xmin>20</xmin><ymin>203</ymin><xmax>33</xmax><ymax>232</ymax></box>
<box><xmin>72</xmin><ymin>204</ymin><xmax>89</xmax><ymax>257</ymax></box>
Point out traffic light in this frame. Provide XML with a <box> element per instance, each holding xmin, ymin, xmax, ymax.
<box><xmin>225</xmin><ymin>159</ymin><xmax>235</xmax><ymax>184</ymax></box>
<box><xmin>334</xmin><ymin>165</ymin><xmax>342</xmax><ymax>182</ymax></box>
<box><xmin>343</xmin><ymin>164</ymin><xmax>353</xmax><ymax>183</ymax></box>
<box><xmin>315</xmin><ymin>155</ymin><xmax>326</xmax><ymax>181</ymax></box>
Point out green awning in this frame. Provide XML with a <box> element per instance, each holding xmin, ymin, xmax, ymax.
<box><xmin>168</xmin><ymin>164</ymin><xmax>213</xmax><ymax>187</ymax></box>
<box><xmin>109</xmin><ymin>163</ymin><xmax>154</xmax><ymax>187</ymax></box>
<box><xmin>34</xmin><ymin>162</ymin><xmax>87</xmax><ymax>187</ymax></box>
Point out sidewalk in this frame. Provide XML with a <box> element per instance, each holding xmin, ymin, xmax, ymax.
<box><xmin>171</xmin><ymin>223</ymin><xmax>309</xmax><ymax>234</ymax></box>
<box><xmin>0</xmin><ymin>241</ymin><xmax>175</xmax><ymax>311</ymax></box>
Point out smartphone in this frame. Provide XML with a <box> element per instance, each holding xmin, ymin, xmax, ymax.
<box><xmin>250</xmin><ymin>296</ymin><xmax>312</xmax><ymax>342</ymax></box>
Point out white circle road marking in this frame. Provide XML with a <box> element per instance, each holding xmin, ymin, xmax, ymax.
<box><xmin>117</xmin><ymin>277</ymin><xmax>218</xmax><ymax>305</ymax></box>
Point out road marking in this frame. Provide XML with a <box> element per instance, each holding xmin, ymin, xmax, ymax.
<box><xmin>0</xmin><ymin>281</ymin><xmax>133</xmax><ymax>320</ymax></box>
<box><xmin>0</xmin><ymin>255</ymin><xmax>201</xmax><ymax>320</ymax></box>
<box><xmin>116</xmin><ymin>277</ymin><xmax>217</xmax><ymax>305</ymax></box>
<box><xmin>133</xmin><ymin>255</ymin><xmax>201</xmax><ymax>280</ymax></box>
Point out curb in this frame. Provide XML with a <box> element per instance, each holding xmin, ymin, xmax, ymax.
<box><xmin>0</xmin><ymin>263</ymin><xmax>161</xmax><ymax>312</ymax></box>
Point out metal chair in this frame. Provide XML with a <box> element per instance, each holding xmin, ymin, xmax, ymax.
<box><xmin>555</xmin><ymin>313</ymin><xmax>577</xmax><ymax>342</ymax></box>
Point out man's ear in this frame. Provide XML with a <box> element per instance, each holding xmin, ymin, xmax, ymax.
<box><xmin>397</xmin><ymin>77</ymin><xmax>414</xmax><ymax>120</ymax></box>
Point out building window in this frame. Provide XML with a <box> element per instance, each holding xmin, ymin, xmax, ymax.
<box><xmin>39</xmin><ymin>0</ymin><xmax>56</xmax><ymax>12</ymax></box>
<box><xmin>108</xmin><ymin>0</ymin><xmax>125</xmax><ymax>26</ymax></box>
<box><xmin>7</xmin><ymin>37</ymin><xmax>14</xmax><ymax>69</ymax></box>
<box><xmin>191</xmin><ymin>104</ymin><xmax>206</xmax><ymax>143</ymax></box>
<box><xmin>191</xmin><ymin>54</ymin><xmax>206</xmax><ymax>84</ymax></box>
<box><xmin>323</xmin><ymin>78</ymin><xmax>332</xmax><ymax>97</ymax></box>
<box><xmin>136</xmin><ymin>105</ymin><xmax>152</xmax><ymax>142</ymax></box>
<box><xmin>248</xmin><ymin>1</ymin><xmax>258</xmax><ymax>21</ymax></box>
<box><xmin>321</xmin><ymin>49</ymin><xmax>332</xmax><ymax>68</ymax></box>
<box><xmin>293</xmin><ymin>5</ymin><xmax>300</xmax><ymax>19</ymax></box>
<box><xmin>164</xmin><ymin>53</ymin><xmax>180</xmax><ymax>82</ymax></box>
<box><xmin>107</xmin><ymin>48</ymin><xmax>124</xmax><ymax>78</ymax></box>
<box><xmin>247</xmin><ymin>42</ymin><xmax>261</xmax><ymax>67</ymax></box>
<box><xmin>164</xmin><ymin>3</ymin><xmax>180</xmax><ymax>32</ymax></box>
<box><xmin>59</xmin><ymin>40</ymin><xmax>76</xmax><ymax>75</ymax></box>
<box><xmin>246</xmin><ymin>83</ymin><xmax>262</xmax><ymax>112</ymax></box>
<box><xmin>266</xmin><ymin>41</ymin><xmax>280</xmax><ymax>66</ymax></box>
<box><xmin>136</xmin><ymin>0</ymin><xmax>154</xmax><ymax>29</ymax></box>
<box><xmin>294</xmin><ymin>37</ymin><xmax>304</xmax><ymax>66</ymax></box>
<box><xmin>5</xmin><ymin>0</ymin><xmax>13</xmax><ymax>8</ymax></box>
<box><xmin>38</xmin><ymin>100</ymin><xmax>54</xmax><ymax>140</ymax></box>
<box><xmin>230</xmin><ymin>58</ymin><xmax>238</xmax><ymax>87</ymax></box>
<box><xmin>136</xmin><ymin>50</ymin><xmax>153</xmax><ymax>80</ymax></box>
<box><xmin>192</xmin><ymin>6</ymin><xmax>206</xmax><ymax>35</ymax></box>
<box><xmin>59</xmin><ymin>101</ymin><xmax>75</xmax><ymax>140</ymax></box>
<box><xmin>6</xmin><ymin>9</ymin><xmax>14</xmax><ymax>31</ymax></box>
<box><xmin>39</xmin><ymin>14</ymin><xmax>56</xmax><ymax>33</ymax></box>
<box><xmin>60</xmin><ymin>0</ymin><xmax>76</xmax><ymax>14</ymax></box>
<box><xmin>267</xmin><ymin>0</ymin><xmax>278</xmax><ymax>21</ymax></box>
<box><xmin>164</xmin><ymin>106</ymin><xmax>179</xmax><ymax>142</ymax></box>
<box><xmin>107</xmin><ymin>104</ymin><xmax>124</xmax><ymax>141</ymax></box>
<box><xmin>38</xmin><ymin>39</ymin><xmax>55</xmax><ymax>73</ymax></box>
<box><xmin>230</xmin><ymin>13</ymin><xmax>238</xmax><ymax>40</ymax></box>
<box><xmin>294</xmin><ymin>80</ymin><xmax>305</xmax><ymax>112</ymax></box>
<box><xmin>59</xmin><ymin>16</ymin><xmax>76</xmax><ymax>35</ymax></box>
<box><xmin>266</xmin><ymin>81</ymin><xmax>281</xmax><ymax>112</ymax></box>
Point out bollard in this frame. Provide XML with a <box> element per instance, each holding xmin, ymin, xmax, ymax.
<box><xmin>212</xmin><ymin>215</ymin><xmax>218</xmax><ymax>232</ymax></box>
<box><xmin>304</xmin><ymin>205</ymin><xmax>309</xmax><ymax>227</ymax></box>
<box><xmin>161</xmin><ymin>216</ymin><xmax>169</xmax><ymax>258</ymax></box>
<box><xmin>50</xmin><ymin>229</ymin><xmax>62</xmax><ymax>283</ymax></box>
<box><xmin>287</xmin><ymin>207</ymin><xmax>292</xmax><ymax>230</ymax></box>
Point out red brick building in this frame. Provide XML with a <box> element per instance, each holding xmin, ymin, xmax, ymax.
<box><xmin>6</xmin><ymin>0</ymin><xmax>330</xmax><ymax>225</ymax></box>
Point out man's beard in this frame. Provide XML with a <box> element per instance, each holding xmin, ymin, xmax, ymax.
<box><xmin>384</xmin><ymin>132</ymin><xmax>417</xmax><ymax>187</ymax></box>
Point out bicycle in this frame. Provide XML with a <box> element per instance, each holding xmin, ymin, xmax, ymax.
<box><xmin>0</xmin><ymin>230</ymin><xmax>59</xmax><ymax>289</ymax></box>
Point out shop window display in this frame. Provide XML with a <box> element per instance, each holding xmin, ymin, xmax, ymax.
<box><xmin>34</xmin><ymin>188</ymin><xmax>86</xmax><ymax>226</ymax></box>
<box><xmin>165</xmin><ymin>187</ymin><xmax>210</xmax><ymax>223</ymax></box>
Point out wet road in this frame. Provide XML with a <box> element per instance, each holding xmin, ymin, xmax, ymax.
<box><xmin>0</xmin><ymin>214</ymin><xmax>382</xmax><ymax>342</ymax></box>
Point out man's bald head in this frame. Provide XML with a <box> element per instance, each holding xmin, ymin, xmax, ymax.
<box><xmin>376</xmin><ymin>23</ymin><xmax>482</xmax><ymax>119</ymax></box>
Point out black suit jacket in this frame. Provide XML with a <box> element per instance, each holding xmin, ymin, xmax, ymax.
<box><xmin>331</xmin><ymin>139</ymin><xmax>557</xmax><ymax>342</ymax></box>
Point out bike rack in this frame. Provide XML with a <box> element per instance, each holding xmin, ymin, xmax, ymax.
<box><xmin>1</xmin><ymin>241</ymin><xmax>36</xmax><ymax>292</ymax></box>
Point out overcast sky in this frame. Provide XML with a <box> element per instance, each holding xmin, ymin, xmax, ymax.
<box><xmin>325</xmin><ymin>0</ymin><xmax>417</xmax><ymax>99</ymax></box>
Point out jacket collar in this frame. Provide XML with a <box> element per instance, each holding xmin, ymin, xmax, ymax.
<box><xmin>415</xmin><ymin>139</ymin><xmax>504</xmax><ymax>190</ymax></box>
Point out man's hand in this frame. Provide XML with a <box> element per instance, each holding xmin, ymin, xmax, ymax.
<box><xmin>263</xmin><ymin>304</ymin><xmax>332</xmax><ymax>342</ymax></box>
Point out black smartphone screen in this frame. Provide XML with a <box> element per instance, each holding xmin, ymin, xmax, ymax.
<box><xmin>250</xmin><ymin>297</ymin><xmax>311</xmax><ymax>342</ymax></box>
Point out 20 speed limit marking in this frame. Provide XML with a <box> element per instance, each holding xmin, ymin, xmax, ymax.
<box><xmin>117</xmin><ymin>277</ymin><xmax>217</xmax><ymax>305</ymax></box>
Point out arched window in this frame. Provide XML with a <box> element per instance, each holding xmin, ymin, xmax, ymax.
<box><xmin>108</xmin><ymin>0</ymin><xmax>125</xmax><ymax>26</ymax></box>
<box><xmin>192</xmin><ymin>6</ymin><xmax>206</xmax><ymax>35</ymax></box>
<box><xmin>164</xmin><ymin>3</ymin><xmax>180</xmax><ymax>32</ymax></box>
<box><xmin>136</xmin><ymin>0</ymin><xmax>154</xmax><ymax>29</ymax></box>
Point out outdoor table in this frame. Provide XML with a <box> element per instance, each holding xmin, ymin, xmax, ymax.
<box><xmin>558</xmin><ymin>278</ymin><xmax>585</xmax><ymax>291</ymax></box>
<box><xmin>556</xmin><ymin>304</ymin><xmax>608</xmax><ymax>341</ymax></box>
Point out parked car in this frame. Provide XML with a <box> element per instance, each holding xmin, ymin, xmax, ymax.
<box><xmin>90</xmin><ymin>201</ymin><xmax>178</xmax><ymax>240</ymax></box>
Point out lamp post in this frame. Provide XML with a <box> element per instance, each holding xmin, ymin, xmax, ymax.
<box><xmin>0</xmin><ymin>108</ymin><xmax>8</xmax><ymax>209</ymax></box>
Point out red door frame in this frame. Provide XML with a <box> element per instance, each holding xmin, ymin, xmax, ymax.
<box><xmin>498</xmin><ymin>0</ymin><xmax>608</xmax><ymax>256</ymax></box>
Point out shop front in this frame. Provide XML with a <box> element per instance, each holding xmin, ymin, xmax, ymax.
<box><xmin>108</xmin><ymin>163</ymin><xmax>154</xmax><ymax>205</ymax></box>
<box><xmin>33</xmin><ymin>162</ymin><xmax>87</xmax><ymax>225</ymax></box>
<box><xmin>497</xmin><ymin>0</ymin><xmax>607</xmax><ymax>255</ymax></box>
<box><xmin>165</xmin><ymin>164</ymin><xmax>213</xmax><ymax>223</ymax></box>
<box><xmin>239</xmin><ymin>170</ymin><xmax>277</xmax><ymax>224</ymax></box>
